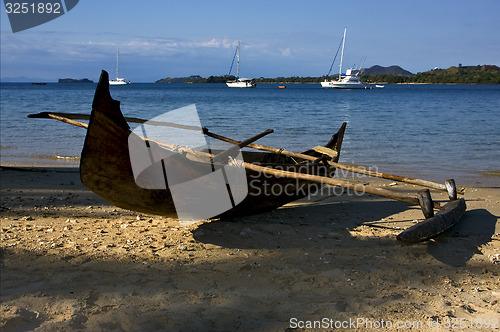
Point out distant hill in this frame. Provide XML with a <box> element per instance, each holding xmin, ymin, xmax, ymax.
<box><xmin>362</xmin><ymin>65</ymin><xmax>500</xmax><ymax>84</ymax></box>
<box><xmin>155</xmin><ymin>75</ymin><xmax>202</xmax><ymax>83</ymax></box>
<box><xmin>410</xmin><ymin>65</ymin><xmax>500</xmax><ymax>84</ymax></box>
<box><xmin>362</xmin><ymin>65</ymin><xmax>413</xmax><ymax>76</ymax></box>
<box><xmin>58</xmin><ymin>78</ymin><xmax>93</xmax><ymax>83</ymax></box>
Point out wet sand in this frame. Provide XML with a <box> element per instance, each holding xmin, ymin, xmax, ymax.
<box><xmin>1</xmin><ymin>166</ymin><xmax>499</xmax><ymax>331</ymax></box>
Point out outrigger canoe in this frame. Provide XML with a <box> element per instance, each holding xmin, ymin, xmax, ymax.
<box><xmin>28</xmin><ymin>70</ymin><xmax>467</xmax><ymax>243</ymax></box>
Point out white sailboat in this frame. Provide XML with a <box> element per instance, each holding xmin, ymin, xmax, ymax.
<box><xmin>321</xmin><ymin>28</ymin><xmax>370</xmax><ymax>89</ymax></box>
<box><xmin>226</xmin><ymin>41</ymin><xmax>256</xmax><ymax>88</ymax></box>
<box><xmin>109</xmin><ymin>46</ymin><xmax>130</xmax><ymax>85</ymax></box>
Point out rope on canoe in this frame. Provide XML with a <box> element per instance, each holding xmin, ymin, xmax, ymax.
<box><xmin>228</xmin><ymin>156</ymin><xmax>245</xmax><ymax>169</ymax></box>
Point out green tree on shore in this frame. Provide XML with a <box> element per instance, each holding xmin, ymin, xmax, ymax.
<box><xmin>157</xmin><ymin>65</ymin><xmax>500</xmax><ymax>84</ymax></box>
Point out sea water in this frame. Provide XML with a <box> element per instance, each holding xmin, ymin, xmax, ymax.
<box><xmin>1</xmin><ymin>82</ymin><xmax>499</xmax><ymax>186</ymax></box>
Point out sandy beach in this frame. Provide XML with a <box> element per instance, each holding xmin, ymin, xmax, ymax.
<box><xmin>1</xmin><ymin>166</ymin><xmax>499</xmax><ymax>331</ymax></box>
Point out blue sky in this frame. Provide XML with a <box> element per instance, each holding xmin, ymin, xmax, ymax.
<box><xmin>1</xmin><ymin>0</ymin><xmax>499</xmax><ymax>82</ymax></box>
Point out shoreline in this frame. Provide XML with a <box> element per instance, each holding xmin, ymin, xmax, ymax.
<box><xmin>3</xmin><ymin>81</ymin><xmax>499</xmax><ymax>85</ymax></box>
<box><xmin>1</xmin><ymin>166</ymin><xmax>499</xmax><ymax>331</ymax></box>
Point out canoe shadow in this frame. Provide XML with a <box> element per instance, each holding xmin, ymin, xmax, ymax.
<box><xmin>195</xmin><ymin>195</ymin><xmax>499</xmax><ymax>267</ymax></box>
<box><xmin>194</xmin><ymin>195</ymin><xmax>411</xmax><ymax>250</ymax></box>
<box><xmin>425</xmin><ymin>208</ymin><xmax>498</xmax><ymax>266</ymax></box>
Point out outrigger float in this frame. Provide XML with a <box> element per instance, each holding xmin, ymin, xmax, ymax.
<box><xmin>28</xmin><ymin>70</ymin><xmax>466</xmax><ymax>244</ymax></box>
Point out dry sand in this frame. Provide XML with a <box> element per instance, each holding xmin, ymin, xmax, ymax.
<box><xmin>1</xmin><ymin>166</ymin><xmax>499</xmax><ymax>331</ymax></box>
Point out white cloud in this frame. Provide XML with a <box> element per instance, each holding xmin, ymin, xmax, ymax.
<box><xmin>281</xmin><ymin>47</ymin><xmax>292</xmax><ymax>57</ymax></box>
<box><xmin>0</xmin><ymin>30</ymin><xmax>329</xmax><ymax>80</ymax></box>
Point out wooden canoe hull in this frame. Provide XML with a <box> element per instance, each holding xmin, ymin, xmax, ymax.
<box><xmin>80</xmin><ymin>71</ymin><xmax>346</xmax><ymax>219</ymax></box>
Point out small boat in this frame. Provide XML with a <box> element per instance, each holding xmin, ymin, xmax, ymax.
<box><xmin>278</xmin><ymin>85</ymin><xmax>286</xmax><ymax>89</ymax></box>
<box><xmin>109</xmin><ymin>78</ymin><xmax>130</xmax><ymax>86</ymax></box>
<box><xmin>109</xmin><ymin>46</ymin><xmax>130</xmax><ymax>85</ymax></box>
<box><xmin>32</xmin><ymin>82</ymin><xmax>46</xmax><ymax>85</ymax></box>
<box><xmin>226</xmin><ymin>77</ymin><xmax>256</xmax><ymax>88</ymax></box>
<box><xmin>375</xmin><ymin>84</ymin><xmax>385</xmax><ymax>88</ymax></box>
<box><xmin>321</xmin><ymin>68</ymin><xmax>371</xmax><ymax>89</ymax></box>
<box><xmin>28</xmin><ymin>70</ymin><xmax>467</xmax><ymax>242</ymax></box>
<box><xmin>226</xmin><ymin>41</ymin><xmax>256</xmax><ymax>88</ymax></box>
<box><xmin>321</xmin><ymin>28</ymin><xmax>371</xmax><ymax>89</ymax></box>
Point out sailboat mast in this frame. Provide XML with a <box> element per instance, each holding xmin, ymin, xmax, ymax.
<box><xmin>237</xmin><ymin>41</ymin><xmax>240</xmax><ymax>79</ymax></box>
<box><xmin>115</xmin><ymin>46</ymin><xmax>119</xmax><ymax>80</ymax></box>
<box><xmin>339</xmin><ymin>28</ymin><xmax>346</xmax><ymax>80</ymax></box>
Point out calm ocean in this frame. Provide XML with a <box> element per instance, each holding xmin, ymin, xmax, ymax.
<box><xmin>1</xmin><ymin>82</ymin><xmax>499</xmax><ymax>187</ymax></box>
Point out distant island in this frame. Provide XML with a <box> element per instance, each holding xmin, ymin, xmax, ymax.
<box><xmin>155</xmin><ymin>75</ymin><xmax>203</xmax><ymax>83</ymax></box>
<box><xmin>155</xmin><ymin>65</ymin><xmax>500</xmax><ymax>84</ymax></box>
<box><xmin>362</xmin><ymin>65</ymin><xmax>413</xmax><ymax>77</ymax></box>
<box><xmin>58</xmin><ymin>78</ymin><xmax>93</xmax><ymax>83</ymax></box>
<box><xmin>363</xmin><ymin>64</ymin><xmax>500</xmax><ymax>84</ymax></box>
